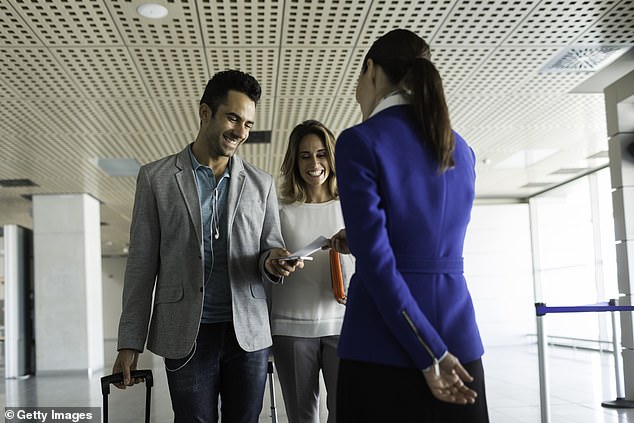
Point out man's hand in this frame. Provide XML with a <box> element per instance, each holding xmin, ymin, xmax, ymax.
<box><xmin>112</xmin><ymin>349</ymin><xmax>141</xmax><ymax>389</ymax></box>
<box><xmin>422</xmin><ymin>353</ymin><xmax>478</xmax><ymax>405</ymax></box>
<box><xmin>265</xmin><ymin>248</ymin><xmax>305</xmax><ymax>278</ymax></box>
<box><xmin>323</xmin><ymin>228</ymin><xmax>350</xmax><ymax>254</ymax></box>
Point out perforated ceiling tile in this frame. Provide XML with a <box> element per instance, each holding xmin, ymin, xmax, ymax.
<box><xmin>325</xmin><ymin>96</ymin><xmax>362</xmax><ymax>135</ymax></box>
<box><xmin>87</xmin><ymin>98</ymin><xmax>166</xmax><ymax>141</ymax></box>
<box><xmin>266</xmin><ymin>129</ymin><xmax>291</xmax><ymax>158</ymax></box>
<box><xmin>505</xmin><ymin>0</ymin><xmax>618</xmax><ymax>45</ymax></box>
<box><xmin>106</xmin><ymin>0</ymin><xmax>201</xmax><ymax>46</ymax></box>
<box><xmin>12</xmin><ymin>99</ymin><xmax>109</xmax><ymax>141</ymax></box>
<box><xmin>199</xmin><ymin>0</ymin><xmax>282</xmax><ymax>47</ymax></box>
<box><xmin>519</xmin><ymin>71</ymin><xmax>593</xmax><ymax>94</ymax></box>
<box><xmin>0</xmin><ymin>47</ymin><xmax>83</xmax><ymax>98</ymax></box>
<box><xmin>577</xmin><ymin>0</ymin><xmax>634</xmax><ymax>44</ymax></box>
<box><xmin>12</xmin><ymin>0</ymin><xmax>122</xmax><ymax>46</ymax></box>
<box><xmin>448</xmin><ymin>94</ymin><xmax>510</xmax><ymax>136</ymax></box>
<box><xmin>432</xmin><ymin>47</ymin><xmax>492</xmax><ymax>94</ymax></box>
<box><xmin>273</xmin><ymin>97</ymin><xmax>333</xmax><ymax>132</ymax></box>
<box><xmin>132</xmin><ymin>47</ymin><xmax>208</xmax><ymax>99</ymax></box>
<box><xmin>433</xmin><ymin>0</ymin><xmax>537</xmax><ymax>46</ymax></box>
<box><xmin>456</xmin><ymin>93</ymin><xmax>607</xmax><ymax>162</ymax></box>
<box><xmin>0</xmin><ymin>2</ymin><xmax>41</xmax><ymax>46</ymax></box>
<box><xmin>153</xmin><ymin>98</ymin><xmax>200</xmax><ymax>134</ymax></box>
<box><xmin>206</xmin><ymin>47</ymin><xmax>278</xmax><ymax>99</ymax></box>
<box><xmin>92</xmin><ymin>132</ymin><xmax>185</xmax><ymax>163</ymax></box>
<box><xmin>331</xmin><ymin>48</ymin><xmax>366</xmax><ymax>98</ymax></box>
<box><xmin>282</xmin><ymin>0</ymin><xmax>370</xmax><ymax>46</ymax></box>
<box><xmin>253</xmin><ymin>98</ymin><xmax>274</xmax><ymax>133</ymax></box>
<box><xmin>457</xmin><ymin>46</ymin><xmax>560</xmax><ymax>93</ymax></box>
<box><xmin>53</xmin><ymin>47</ymin><xmax>148</xmax><ymax>98</ymax></box>
<box><xmin>358</xmin><ymin>0</ymin><xmax>454</xmax><ymax>47</ymax></box>
<box><xmin>0</xmin><ymin>97</ymin><xmax>35</xmax><ymax>136</ymax></box>
<box><xmin>277</xmin><ymin>48</ymin><xmax>350</xmax><ymax>97</ymax></box>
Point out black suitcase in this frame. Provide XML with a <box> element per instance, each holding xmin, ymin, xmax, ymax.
<box><xmin>101</xmin><ymin>369</ymin><xmax>154</xmax><ymax>423</ymax></box>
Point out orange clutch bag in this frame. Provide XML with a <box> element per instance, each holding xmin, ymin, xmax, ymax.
<box><xmin>330</xmin><ymin>250</ymin><xmax>346</xmax><ymax>305</ymax></box>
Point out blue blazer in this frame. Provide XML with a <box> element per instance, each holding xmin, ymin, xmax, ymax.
<box><xmin>335</xmin><ymin>105</ymin><xmax>484</xmax><ymax>371</ymax></box>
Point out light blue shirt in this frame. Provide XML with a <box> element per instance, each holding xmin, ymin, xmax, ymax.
<box><xmin>189</xmin><ymin>146</ymin><xmax>232</xmax><ymax>323</ymax></box>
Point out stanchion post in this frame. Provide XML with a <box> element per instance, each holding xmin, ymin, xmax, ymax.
<box><xmin>535</xmin><ymin>303</ymin><xmax>551</xmax><ymax>423</ymax></box>
<box><xmin>611</xmin><ymin>307</ymin><xmax>625</xmax><ymax>399</ymax></box>
<box><xmin>601</xmin><ymin>299</ymin><xmax>634</xmax><ymax>408</ymax></box>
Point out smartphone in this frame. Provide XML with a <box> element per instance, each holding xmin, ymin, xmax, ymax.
<box><xmin>278</xmin><ymin>256</ymin><xmax>314</xmax><ymax>262</ymax></box>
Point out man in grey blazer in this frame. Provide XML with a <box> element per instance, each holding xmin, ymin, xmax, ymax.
<box><xmin>112</xmin><ymin>70</ymin><xmax>302</xmax><ymax>422</ymax></box>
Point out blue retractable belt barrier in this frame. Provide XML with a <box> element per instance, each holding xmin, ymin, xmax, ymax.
<box><xmin>534</xmin><ymin>300</ymin><xmax>634</xmax><ymax>423</ymax></box>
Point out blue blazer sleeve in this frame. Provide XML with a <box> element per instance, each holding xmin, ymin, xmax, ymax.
<box><xmin>335</xmin><ymin>126</ymin><xmax>448</xmax><ymax>370</ymax></box>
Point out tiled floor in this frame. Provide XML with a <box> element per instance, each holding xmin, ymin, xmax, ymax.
<box><xmin>3</xmin><ymin>341</ymin><xmax>634</xmax><ymax>422</ymax></box>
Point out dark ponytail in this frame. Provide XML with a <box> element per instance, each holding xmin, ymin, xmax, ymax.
<box><xmin>407</xmin><ymin>57</ymin><xmax>455</xmax><ymax>171</ymax></box>
<box><xmin>364</xmin><ymin>29</ymin><xmax>455</xmax><ymax>172</ymax></box>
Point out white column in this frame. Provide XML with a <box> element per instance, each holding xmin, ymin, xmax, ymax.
<box><xmin>32</xmin><ymin>193</ymin><xmax>104</xmax><ymax>374</ymax></box>
<box><xmin>606</xmin><ymin>70</ymin><xmax>634</xmax><ymax>399</ymax></box>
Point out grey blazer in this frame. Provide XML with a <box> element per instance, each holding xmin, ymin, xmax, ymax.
<box><xmin>117</xmin><ymin>145</ymin><xmax>284</xmax><ymax>358</ymax></box>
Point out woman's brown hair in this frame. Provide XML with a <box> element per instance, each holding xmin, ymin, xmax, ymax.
<box><xmin>363</xmin><ymin>29</ymin><xmax>455</xmax><ymax>171</ymax></box>
<box><xmin>279</xmin><ymin>120</ymin><xmax>338</xmax><ymax>203</ymax></box>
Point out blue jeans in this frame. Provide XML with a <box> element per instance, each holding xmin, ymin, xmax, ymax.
<box><xmin>165</xmin><ymin>322</ymin><xmax>269</xmax><ymax>423</ymax></box>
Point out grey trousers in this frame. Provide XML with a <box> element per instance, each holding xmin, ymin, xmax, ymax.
<box><xmin>272</xmin><ymin>335</ymin><xmax>339</xmax><ymax>423</ymax></box>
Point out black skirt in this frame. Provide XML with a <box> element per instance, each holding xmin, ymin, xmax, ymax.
<box><xmin>336</xmin><ymin>357</ymin><xmax>489</xmax><ymax>423</ymax></box>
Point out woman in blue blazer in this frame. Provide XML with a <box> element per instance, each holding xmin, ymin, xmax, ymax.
<box><xmin>333</xmin><ymin>29</ymin><xmax>489</xmax><ymax>422</ymax></box>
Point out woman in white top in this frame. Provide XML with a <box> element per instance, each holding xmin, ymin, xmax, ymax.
<box><xmin>270</xmin><ymin>120</ymin><xmax>353</xmax><ymax>423</ymax></box>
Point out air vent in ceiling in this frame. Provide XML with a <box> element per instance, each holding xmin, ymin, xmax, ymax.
<box><xmin>0</xmin><ymin>178</ymin><xmax>38</xmax><ymax>187</ymax></box>
<box><xmin>248</xmin><ymin>131</ymin><xmax>272</xmax><ymax>144</ymax></box>
<box><xmin>540</xmin><ymin>45</ymin><xmax>631</xmax><ymax>73</ymax></box>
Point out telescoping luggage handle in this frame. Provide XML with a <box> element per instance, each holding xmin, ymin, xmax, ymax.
<box><xmin>101</xmin><ymin>369</ymin><xmax>153</xmax><ymax>423</ymax></box>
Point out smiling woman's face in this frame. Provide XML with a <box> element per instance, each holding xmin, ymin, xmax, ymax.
<box><xmin>297</xmin><ymin>133</ymin><xmax>330</xmax><ymax>191</ymax></box>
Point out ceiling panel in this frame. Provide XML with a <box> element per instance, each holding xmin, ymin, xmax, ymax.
<box><xmin>53</xmin><ymin>46</ymin><xmax>148</xmax><ymax>98</ymax></box>
<box><xmin>277</xmin><ymin>48</ymin><xmax>351</xmax><ymax>98</ymax></box>
<box><xmin>0</xmin><ymin>1</ymin><xmax>40</xmax><ymax>46</ymax></box>
<box><xmin>431</xmin><ymin>0</ymin><xmax>538</xmax><ymax>46</ymax></box>
<box><xmin>577</xmin><ymin>0</ymin><xmax>634</xmax><ymax>44</ymax></box>
<box><xmin>0</xmin><ymin>47</ymin><xmax>83</xmax><ymax>97</ymax></box>
<box><xmin>359</xmin><ymin>0</ymin><xmax>454</xmax><ymax>47</ymax></box>
<box><xmin>504</xmin><ymin>0</ymin><xmax>620</xmax><ymax>45</ymax></box>
<box><xmin>11</xmin><ymin>0</ymin><xmax>122</xmax><ymax>46</ymax></box>
<box><xmin>205</xmin><ymin>47</ymin><xmax>279</xmax><ymax>97</ymax></box>
<box><xmin>433</xmin><ymin>47</ymin><xmax>492</xmax><ymax>93</ymax></box>
<box><xmin>132</xmin><ymin>46</ymin><xmax>208</xmax><ymax>98</ymax></box>
<box><xmin>281</xmin><ymin>0</ymin><xmax>371</xmax><ymax>47</ymax></box>
<box><xmin>272</xmin><ymin>97</ymin><xmax>334</xmax><ymax>131</ymax></box>
<box><xmin>199</xmin><ymin>0</ymin><xmax>282</xmax><ymax>47</ymax></box>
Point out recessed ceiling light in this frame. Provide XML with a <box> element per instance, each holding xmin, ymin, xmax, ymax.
<box><xmin>137</xmin><ymin>3</ymin><xmax>169</xmax><ymax>19</ymax></box>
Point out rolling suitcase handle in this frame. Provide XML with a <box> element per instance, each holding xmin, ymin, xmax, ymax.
<box><xmin>267</xmin><ymin>361</ymin><xmax>277</xmax><ymax>423</ymax></box>
<box><xmin>101</xmin><ymin>369</ymin><xmax>153</xmax><ymax>423</ymax></box>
